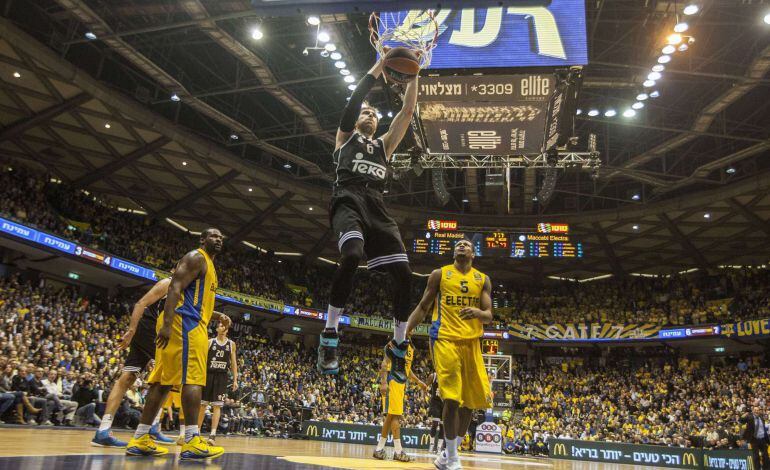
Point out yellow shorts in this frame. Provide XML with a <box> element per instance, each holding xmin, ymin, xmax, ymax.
<box><xmin>381</xmin><ymin>380</ymin><xmax>405</xmax><ymax>416</ymax></box>
<box><xmin>431</xmin><ymin>338</ymin><xmax>492</xmax><ymax>410</ymax></box>
<box><xmin>147</xmin><ymin>313</ymin><xmax>209</xmax><ymax>387</ymax></box>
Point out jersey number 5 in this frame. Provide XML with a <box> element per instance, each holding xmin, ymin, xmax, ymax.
<box><xmin>460</xmin><ymin>280</ymin><xmax>469</xmax><ymax>293</ymax></box>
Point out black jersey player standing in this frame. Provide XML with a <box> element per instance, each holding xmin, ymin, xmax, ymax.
<box><xmin>199</xmin><ymin>322</ymin><xmax>238</xmax><ymax>443</ymax></box>
<box><xmin>317</xmin><ymin>56</ymin><xmax>418</xmax><ymax>381</ymax></box>
<box><xmin>91</xmin><ymin>273</ymin><xmax>176</xmax><ymax>447</ymax></box>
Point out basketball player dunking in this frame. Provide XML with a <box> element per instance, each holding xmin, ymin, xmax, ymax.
<box><xmin>405</xmin><ymin>239</ymin><xmax>494</xmax><ymax>470</ymax></box>
<box><xmin>91</xmin><ymin>272</ymin><xmax>176</xmax><ymax>447</ymax></box>
<box><xmin>198</xmin><ymin>322</ymin><xmax>238</xmax><ymax>444</ymax></box>
<box><xmin>317</xmin><ymin>55</ymin><xmax>419</xmax><ymax>381</ymax></box>
<box><xmin>126</xmin><ymin>228</ymin><xmax>231</xmax><ymax>460</ymax></box>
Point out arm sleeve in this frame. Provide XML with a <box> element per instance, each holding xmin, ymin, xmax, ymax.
<box><xmin>339</xmin><ymin>74</ymin><xmax>378</xmax><ymax>132</ymax></box>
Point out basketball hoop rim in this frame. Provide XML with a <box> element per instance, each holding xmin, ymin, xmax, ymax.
<box><xmin>368</xmin><ymin>10</ymin><xmax>439</xmax><ymax>70</ymax></box>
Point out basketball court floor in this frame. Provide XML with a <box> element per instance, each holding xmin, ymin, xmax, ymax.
<box><xmin>0</xmin><ymin>427</ymin><xmax>668</xmax><ymax>470</ymax></box>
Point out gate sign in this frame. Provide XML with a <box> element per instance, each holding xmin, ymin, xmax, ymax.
<box><xmin>475</xmin><ymin>421</ymin><xmax>503</xmax><ymax>454</ymax></box>
<box><xmin>381</xmin><ymin>2</ymin><xmax>588</xmax><ymax>69</ymax></box>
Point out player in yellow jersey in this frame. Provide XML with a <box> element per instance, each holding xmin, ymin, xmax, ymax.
<box><xmin>405</xmin><ymin>238</ymin><xmax>493</xmax><ymax>470</ymax></box>
<box><xmin>373</xmin><ymin>343</ymin><xmax>428</xmax><ymax>462</ymax></box>
<box><xmin>126</xmin><ymin>228</ymin><xmax>230</xmax><ymax>461</ymax></box>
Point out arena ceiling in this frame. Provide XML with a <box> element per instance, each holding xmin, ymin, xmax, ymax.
<box><xmin>0</xmin><ymin>1</ymin><xmax>769</xmax><ymax>281</ymax></box>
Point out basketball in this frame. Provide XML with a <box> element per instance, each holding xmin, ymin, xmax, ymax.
<box><xmin>383</xmin><ymin>47</ymin><xmax>420</xmax><ymax>84</ymax></box>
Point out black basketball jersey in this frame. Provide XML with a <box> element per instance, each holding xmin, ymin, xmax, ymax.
<box><xmin>139</xmin><ymin>296</ymin><xmax>165</xmax><ymax>330</ymax></box>
<box><xmin>207</xmin><ymin>338</ymin><xmax>232</xmax><ymax>373</ymax></box>
<box><xmin>333</xmin><ymin>132</ymin><xmax>388</xmax><ymax>188</ymax></box>
<box><xmin>430</xmin><ymin>374</ymin><xmax>442</xmax><ymax>402</ymax></box>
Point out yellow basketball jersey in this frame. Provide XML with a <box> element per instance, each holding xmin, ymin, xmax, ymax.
<box><xmin>430</xmin><ymin>264</ymin><xmax>486</xmax><ymax>341</ymax></box>
<box><xmin>386</xmin><ymin>343</ymin><xmax>415</xmax><ymax>383</ymax></box>
<box><xmin>175</xmin><ymin>248</ymin><xmax>218</xmax><ymax>328</ymax></box>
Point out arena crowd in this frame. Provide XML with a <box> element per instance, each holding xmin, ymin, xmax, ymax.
<box><xmin>2</xmin><ymin>164</ymin><xmax>769</xmax><ymax>327</ymax></box>
<box><xmin>1</xmin><ymin>162</ymin><xmax>770</xmax><ymax>455</ymax></box>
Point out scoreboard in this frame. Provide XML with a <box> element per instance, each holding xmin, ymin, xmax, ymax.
<box><xmin>412</xmin><ymin>223</ymin><xmax>584</xmax><ymax>259</ymax></box>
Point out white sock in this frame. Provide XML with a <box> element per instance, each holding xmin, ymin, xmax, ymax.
<box><xmin>325</xmin><ymin>305</ymin><xmax>343</xmax><ymax>331</ymax></box>
<box><xmin>394</xmin><ymin>438</ymin><xmax>403</xmax><ymax>453</ymax></box>
<box><xmin>134</xmin><ymin>423</ymin><xmax>151</xmax><ymax>438</ymax></box>
<box><xmin>185</xmin><ymin>425</ymin><xmax>199</xmax><ymax>442</ymax></box>
<box><xmin>456</xmin><ymin>436</ymin><xmax>463</xmax><ymax>448</ymax></box>
<box><xmin>179</xmin><ymin>424</ymin><xmax>186</xmax><ymax>438</ymax></box>
<box><xmin>152</xmin><ymin>408</ymin><xmax>162</xmax><ymax>426</ymax></box>
<box><xmin>98</xmin><ymin>414</ymin><xmax>113</xmax><ymax>432</ymax></box>
<box><xmin>376</xmin><ymin>437</ymin><xmax>387</xmax><ymax>451</ymax></box>
<box><xmin>210</xmin><ymin>429</ymin><xmax>217</xmax><ymax>437</ymax></box>
<box><xmin>394</xmin><ymin>320</ymin><xmax>407</xmax><ymax>343</ymax></box>
<box><xmin>446</xmin><ymin>437</ymin><xmax>458</xmax><ymax>460</ymax></box>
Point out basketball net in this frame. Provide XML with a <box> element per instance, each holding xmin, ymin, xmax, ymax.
<box><xmin>369</xmin><ymin>10</ymin><xmax>439</xmax><ymax>70</ymax></box>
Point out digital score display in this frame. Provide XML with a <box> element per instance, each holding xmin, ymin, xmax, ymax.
<box><xmin>413</xmin><ymin>230</ymin><xmax>584</xmax><ymax>259</ymax></box>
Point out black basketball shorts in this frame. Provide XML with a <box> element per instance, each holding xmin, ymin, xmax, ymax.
<box><xmin>430</xmin><ymin>396</ymin><xmax>444</xmax><ymax>419</ymax></box>
<box><xmin>330</xmin><ymin>185</ymin><xmax>408</xmax><ymax>270</ymax></box>
<box><xmin>124</xmin><ymin>321</ymin><xmax>156</xmax><ymax>373</ymax></box>
<box><xmin>203</xmin><ymin>373</ymin><xmax>229</xmax><ymax>406</ymax></box>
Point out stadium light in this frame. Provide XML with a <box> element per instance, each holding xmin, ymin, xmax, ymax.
<box><xmin>703</xmin><ymin>213</ymin><xmax>711</xmax><ymax>219</ymax></box>
<box><xmin>632</xmin><ymin>101</ymin><xmax>645</xmax><ymax>110</ymax></box>
<box><xmin>623</xmin><ymin>109</ymin><xmax>636</xmax><ymax>118</ymax></box>
<box><xmin>308</xmin><ymin>207</ymin><xmax>313</xmax><ymax>211</ymax></box>
<box><xmin>765</xmin><ymin>13</ymin><xmax>770</xmax><ymax>25</ymax></box>
<box><xmin>462</xmin><ymin>198</ymin><xmax>470</xmax><ymax>203</ymax></box>
<box><xmin>85</xmin><ymin>31</ymin><xmax>97</xmax><ymax>40</ymax></box>
<box><xmin>678</xmin><ymin>43</ymin><xmax>689</xmax><ymax>52</ymax></box>
<box><xmin>248</xmin><ymin>188</ymin><xmax>253</xmax><ymax>192</ymax></box>
<box><xmin>182</xmin><ymin>161</ymin><xmax>188</xmax><ymax>166</ymax></box>
<box><xmin>317</xmin><ymin>31</ymin><xmax>330</xmax><ymax>42</ymax></box>
<box><xmin>284</xmin><ymin>163</ymin><xmax>292</xmax><ymax>169</ymax></box>
<box><xmin>587</xmin><ymin>109</ymin><xmax>599</xmax><ymax>117</ymax></box>
<box><xmin>330</xmin><ymin>52</ymin><xmax>342</xmax><ymax>60</ymax></box>
<box><xmin>387</xmin><ymin>111</ymin><xmax>393</xmax><ymax>118</ymax></box>
<box><xmin>170</xmin><ymin>93</ymin><xmax>181</xmax><ymax>102</ymax></box>
<box><xmin>230</xmin><ymin>133</ymin><xmax>239</xmax><ymax>140</ymax></box>
<box><xmin>340</xmin><ymin>69</ymin><xmax>351</xmax><ymax>75</ymax></box>
<box><xmin>344</xmin><ymin>75</ymin><xmax>355</xmax><ymax>83</ymax></box>
<box><xmin>325</xmin><ymin>43</ymin><xmax>337</xmax><ymax>52</ymax></box>
<box><xmin>658</xmin><ymin>55</ymin><xmax>671</xmax><ymax>64</ymax></box>
<box><xmin>674</xmin><ymin>22</ymin><xmax>689</xmax><ymax>33</ymax></box>
<box><xmin>726</xmin><ymin>167</ymin><xmax>736</xmax><ymax>174</ymax></box>
<box><xmin>662</xmin><ymin>45</ymin><xmax>676</xmax><ymax>55</ymax></box>
<box><xmin>647</xmin><ymin>71</ymin><xmax>662</xmax><ymax>81</ymax></box>
<box><xmin>632</xmin><ymin>224</ymin><xmax>639</xmax><ymax>231</ymax></box>
<box><xmin>104</xmin><ymin>123</ymin><xmax>111</xmax><ymax>129</ymax></box>
<box><xmin>652</xmin><ymin>64</ymin><xmax>665</xmax><ymax>72</ymax></box>
<box><xmin>631</xmin><ymin>194</ymin><xmax>641</xmax><ymax>201</ymax></box>
<box><xmin>12</xmin><ymin>71</ymin><xmax>20</xmax><ymax>78</ymax></box>
<box><xmin>636</xmin><ymin>93</ymin><xmax>648</xmax><ymax>101</ymax></box>
<box><xmin>576</xmin><ymin>108</ymin><xmax>582</xmax><ymax>115</ymax></box>
<box><xmin>251</xmin><ymin>27</ymin><xmax>264</xmax><ymax>40</ymax></box>
<box><xmin>334</xmin><ymin>60</ymin><xmax>346</xmax><ymax>69</ymax></box>
<box><xmin>347</xmin><ymin>84</ymin><xmax>356</xmax><ymax>91</ymax></box>
<box><xmin>307</xmin><ymin>16</ymin><xmax>321</xmax><ymax>26</ymax></box>
<box><xmin>667</xmin><ymin>33</ymin><xmax>683</xmax><ymax>45</ymax></box>
<box><xmin>604</xmin><ymin>109</ymin><xmax>617</xmax><ymax>117</ymax></box>
<box><xmin>643</xmin><ymin>79</ymin><xmax>656</xmax><ymax>87</ymax></box>
<box><xmin>683</xmin><ymin>4</ymin><xmax>699</xmax><ymax>15</ymax></box>
<box><xmin>650</xmin><ymin>90</ymin><xmax>660</xmax><ymax>98</ymax></box>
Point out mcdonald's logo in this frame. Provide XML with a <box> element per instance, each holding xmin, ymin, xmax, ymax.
<box><xmin>306</xmin><ymin>425</ymin><xmax>319</xmax><ymax>437</ymax></box>
<box><xmin>683</xmin><ymin>452</ymin><xmax>697</xmax><ymax>467</ymax></box>
<box><xmin>552</xmin><ymin>443</ymin><xmax>567</xmax><ymax>456</ymax></box>
<box><xmin>420</xmin><ymin>434</ymin><xmax>431</xmax><ymax>446</ymax></box>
